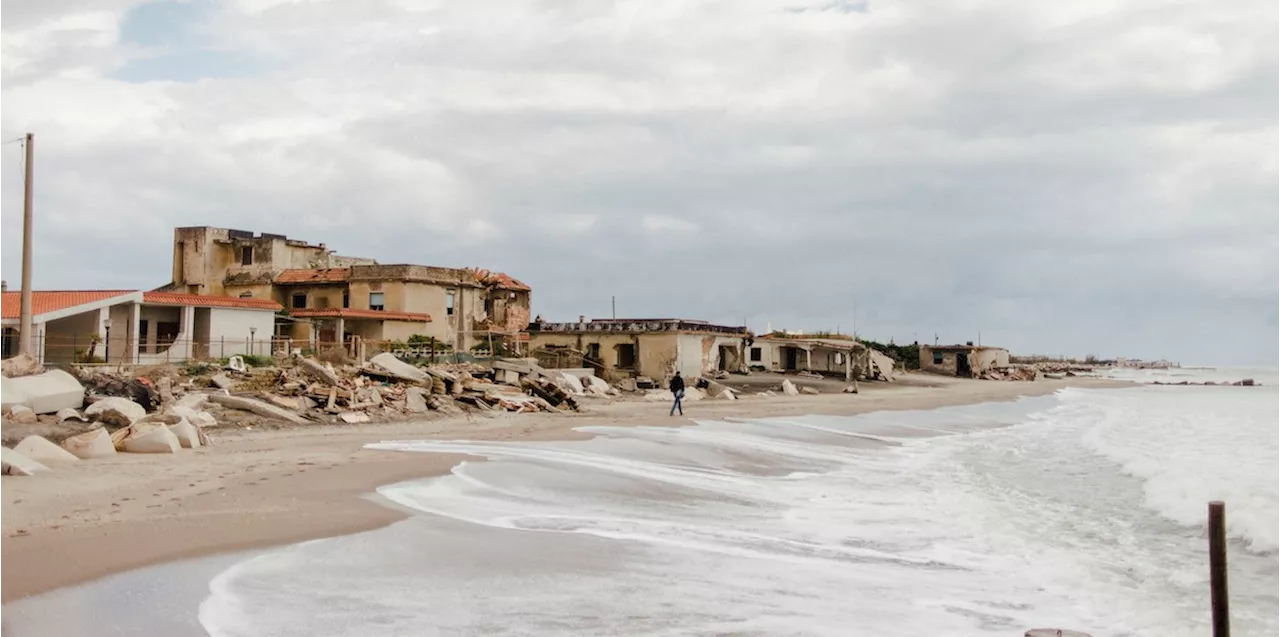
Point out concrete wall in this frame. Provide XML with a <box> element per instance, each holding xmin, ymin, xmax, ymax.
<box><xmin>206</xmin><ymin>308</ymin><xmax>275</xmax><ymax>358</ymax></box>
<box><xmin>42</xmin><ymin>311</ymin><xmax>99</xmax><ymax>364</ymax></box>
<box><xmin>919</xmin><ymin>346</ymin><xmax>1010</xmax><ymax>377</ymax></box>
<box><xmin>675</xmin><ymin>334</ymin><xmax>745</xmax><ymax>378</ymax></box>
<box><xmin>531</xmin><ymin>331</ymin><xmax>717</xmax><ymax>381</ymax></box>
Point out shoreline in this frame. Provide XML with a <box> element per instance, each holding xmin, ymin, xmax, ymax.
<box><xmin>1</xmin><ymin>375</ymin><xmax>1128</xmax><ymax>603</ymax></box>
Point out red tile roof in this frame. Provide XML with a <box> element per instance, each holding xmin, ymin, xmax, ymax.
<box><xmin>473</xmin><ymin>269</ymin><xmax>531</xmax><ymax>292</ymax></box>
<box><xmin>276</xmin><ymin>268</ymin><xmax>350</xmax><ymax>284</ymax></box>
<box><xmin>1</xmin><ymin>290</ymin><xmax>136</xmax><ymax>319</ymax></box>
<box><xmin>288</xmin><ymin>308</ymin><xmax>433</xmax><ymax>322</ymax></box>
<box><xmin>142</xmin><ymin>292</ymin><xmax>282</xmax><ymax>311</ymax></box>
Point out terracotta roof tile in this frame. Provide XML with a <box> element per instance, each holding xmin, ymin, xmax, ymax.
<box><xmin>288</xmin><ymin>308</ymin><xmax>432</xmax><ymax>322</ymax></box>
<box><xmin>473</xmin><ymin>269</ymin><xmax>531</xmax><ymax>292</ymax></box>
<box><xmin>0</xmin><ymin>290</ymin><xmax>135</xmax><ymax>319</ymax></box>
<box><xmin>142</xmin><ymin>292</ymin><xmax>282</xmax><ymax>311</ymax></box>
<box><xmin>276</xmin><ymin>268</ymin><xmax>350</xmax><ymax>284</ymax></box>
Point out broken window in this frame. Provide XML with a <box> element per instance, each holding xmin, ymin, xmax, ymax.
<box><xmin>342</xmin><ymin>293</ymin><xmax>350</xmax><ymax>308</ymax></box>
<box><xmin>933</xmin><ymin>351</ymin><xmax>945</xmax><ymax>365</ymax></box>
<box><xmin>750</xmin><ymin>347</ymin><xmax>762</xmax><ymax>362</ymax></box>
<box><xmin>370</xmin><ymin>292</ymin><xmax>385</xmax><ymax>311</ymax></box>
<box><xmin>586</xmin><ymin>343</ymin><xmax>601</xmax><ymax>360</ymax></box>
<box><xmin>239</xmin><ymin>292</ymin><xmax>252</xmax><ymax>299</ymax></box>
<box><xmin>292</xmin><ymin>293</ymin><xmax>307</xmax><ymax>309</ymax></box>
<box><xmin>446</xmin><ymin>291</ymin><xmax>455</xmax><ymax>316</ymax></box>
<box><xmin>615</xmin><ymin>343</ymin><xmax>637</xmax><ymax>368</ymax></box>
<box><xmin>240</xmin><ymin>246</ymin><xmax>253</xmax><ymax>266</ymax></box>
<box><xmin>157</xmin><ymin>322</ymin><xmax>180</xmax><ymax>348</ymax></box>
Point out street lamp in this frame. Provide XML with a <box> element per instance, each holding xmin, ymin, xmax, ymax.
<box><xmin>249</xmin><ymin>327</ymin><xmax>257</xmax><ymax>356</ymax></box>
<box><xmin>102</xmin><ymin>318</ymin><xmax>112</xmax><ymax>362</ymax></box>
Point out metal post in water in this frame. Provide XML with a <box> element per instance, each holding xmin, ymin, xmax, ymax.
<box><xmin>1209</xmin><ymin>501</ymin><xmax>1229</xmax><ymax>637</ymax></box>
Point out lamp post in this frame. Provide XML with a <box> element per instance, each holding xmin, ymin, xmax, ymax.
<box><xmin>103</xmin><ymin>318</ymin><xmax>112</xmax><ymax>363</ymax></box>
<box><xmin>249</xmin><ymin>327</ymin><xmax>257</xmax><ymax>356</ymax></box>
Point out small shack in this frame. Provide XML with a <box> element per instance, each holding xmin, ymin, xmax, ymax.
<box><xmin>919</xmin><ymin>343</ymin><xmax>1009</xmax><ymax>378</ymax></box>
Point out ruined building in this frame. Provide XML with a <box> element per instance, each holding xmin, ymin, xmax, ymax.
<box><xmin>161</xmin><ymin>227</ymin><xmax>531</xmax><ymax>351</ymax></box>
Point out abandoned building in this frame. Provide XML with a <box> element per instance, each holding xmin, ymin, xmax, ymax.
<box><xmin>919</xmin><ymin>343</ymin><xmax>1010</xmax><ymax>377</ymax></box>
<box><xmin>749</xmin><ymin>334</ymin><xmax>873</xmax><ymax>381</ymax></box>
<box><xmin>162</xmin><ymin>227</ymin><xmax>531</xmax><ymax>351</ymax></box>
<box><xmin>1</xmin><ymin>290</ymin><xmax>280</xmax><ymax>365</ymax></box>
<box><xmin>527</xmin><ymin>317</ymin><xmax>750</xmax><ymax>381</ymax></box>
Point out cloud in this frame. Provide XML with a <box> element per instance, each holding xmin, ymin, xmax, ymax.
<box><xmin>1</xmin><ymin>0</ymin><xmax>1276</xmax><ymax>364</ymax></box>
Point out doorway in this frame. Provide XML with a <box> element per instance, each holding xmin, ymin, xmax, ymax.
<box><xmin>783</xmin><ymin>347</ymin><xmax>799</xmax><ymax>371</ymax></box>
<box><xmin>956</xmin><ymin>351</ymin><xmax>971</xmax><ymax>377</ymax></box>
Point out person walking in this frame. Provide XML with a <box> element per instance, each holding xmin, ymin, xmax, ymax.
<box><xmin>669</xmin><ymin>371</ymin><xmax>686</xmax><ymax>417</ymax></box>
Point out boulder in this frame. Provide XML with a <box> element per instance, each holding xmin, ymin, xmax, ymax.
<box><xmin>210</xmin><ymin>374</ymin><xmax>234</xmax><ymax>390</ymax></box>
<box><xmin>15</xmin><ymin>435</ymin><xmax>80</xmax><ymax>465</ymax></box>
<box><xmin>339</xmin><ymin>412</ymin><xmax>371</xmax><ymax>424</ymax></box>
<box><xmin>702</xmin><ymin>380</ymin><xmax>736</xmax><ymax>400</ymax></box>
<box><xmin>56</xmin><ymin>408</ymin><xmax>88</xmax><ymax>422</ymax></box>
<box><xmin>1</xmin><ymin>352</ymin><xmax>43</xmax><ymax>378</ymax></box>
<box><xmin>1</xmin><ymin>369</ymin><xmax>86</xmax><ymax>414</ymax></box>
<box><xmin>85</xmin><ymin>397</ymin><xmax>146</xmax><ymax>427</ymax></box>
<box><xmin>121</xmin><ymin>424</ymin><xmax>181</xmax><ymax>454</ymax></box>
<box><xmin>801</xmin><ymin>386</ymin><xmax>820</xmax><ymax>395</ymax></box>
<box><xmin>7</xmin><ymin>405</ymin><xmax>38</xmax><ymax>424</ymax></box>
<box><xmin>207</xmin><ymin>394</ymin><xmax>309</xmax><ymax>425</ymax></box>
<box><xmin>168</xmin><ymin>419</ymin><xmax>202</xmax><ymax>448</ymax></box>
<box><xmin>781</xmin><ymin>379</ymin><xmax>799</xmax><ymax>396</ymax></box>
<box><xmin>61</xmin><ymin>428</ymin><xmax>117</xmax><ymax>460</ymax></box>
<box><xmin>404</xmin><ymin>388</ymin><xmax>429</xmax><ymax>413</ymax></box>
<box><xmin>369</xmin><ymin>353</ymin><xmax>429</xmax><ymax>383</ymax></box>
<box><xmin>2</xmin><ymin>447</ymin><xmax>51</xmax><ymax>476</ymax></box>
<box><xmin>166</xmin><ymin>405</ymin><xmax>217</xmax><ymax>428</ymax></box>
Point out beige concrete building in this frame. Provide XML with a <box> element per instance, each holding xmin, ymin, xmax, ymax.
<box><xmin>161</xmin><ymin>227</ymin><xmax>531</xmax><ymax>351</ymax></box>
<box><xmin>527</xmin><ymin>318</ymin><xmax>750</xmax><ymax>382</ymax></box>
<box><xmin>919</xmin><ymin>344</ymin><xmax>1010</xmax><ymax>377</ymax></box>
<box><xmin>749</xmin><ymin>335</ymin><xmax>868</xmax><ymax>381</ymax></box>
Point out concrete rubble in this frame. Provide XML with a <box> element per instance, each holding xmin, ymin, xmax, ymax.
<box><xmin>781</xmin><ymin>379</ymin><xmax>800</xmax><ymax>396</ymax></box>
<box><xmin>2</xmin><ymin>369</ymin><xmax>87</xmax><ymax>414</ymax></box>
<box><xmin>85</xmin><ymin>397</ymin><xmax>147</xmax><ymax>428</ymax></box>
<box><xmin>2</xmin><ymin>447</ymin><xmax>51</xmax><ymax>476</ymax></box>
<box><xmin>1</xmin><ymin>353</ymin><xmax>44</xmax><ymax>378</ymax></box>
<box><xmin>15</xmin><ymin>435</ymin><xmax>80</xmax><ymax>465</ymax></box>
<box><xmin>61</xmin><ymin>429</ymin><xmax>117</xmax><ymax>459</ymax></box>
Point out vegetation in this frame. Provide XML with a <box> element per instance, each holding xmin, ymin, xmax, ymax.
<box><xmin>860</xmin><ymin>339</ymin><xmax>920</xmax><ymax>370</ymax></box>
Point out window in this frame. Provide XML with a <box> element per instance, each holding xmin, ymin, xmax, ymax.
<box><xmin>291</xmin><ymin>293</ymin><xmax>307</xmax><ymax>309</ymax></box>
<box><xmin>240</xmin><ymin>246</ymin><xmax>253</xmax><ymax>266</ymax></box>
<box><xmin>586</xmin><ymin>343</ymin><xmax>601</xmax><ymax>360</ymax></box>
<box><xmin>369</xmin><ymin>292</ymin><xmax>385</xmax><ymax>311</ymax></box>
<box><xmin>157</xmin><ymin>322</ymin><xmax>180</xmax><ymax>347</ymax></box>
<box><xmin>138</xmin><ymin>321</ymin><xmax>149</xmax><ymax>353</ymax></box>
<box><xmin>933</xmin><ymin>351</ymin><xmax>945</xmax><ymax>365</ymax></box>
<box><xmin>615</xmin><ymin>343</ymin><xmax>637</xmax><ymax>368</ymax></box>
<box><xmin>239</xmin><ymin>292</ymin><xmax>252</xmax><ymax>299</ymax></box>
<box><xmin>342</xmin><ymin>293</ymin><xmax>350</xmax><ymax>308</ymax></box>
<box><xmin>446</xmin><ymin>291</ymin><xmax>455</xmax><ymax>316</ymax></box>
<box><xmin>750</xmin><ymin>347</ymin><xmax>762</xmax><ymax>362</ymax></box>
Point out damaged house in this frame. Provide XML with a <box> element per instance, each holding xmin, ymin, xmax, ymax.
<box><xmin>527</xmin><ymin>317</ymin><xmax>750</xmax><ymax>382</ymax></box>
<box><xmin>161</xmin><ymin>227</ymin><xmax>531</xmax><ymax>353</ymax></box>
<box><xmin>748</xmin><ymin>334</ymin><xmax>895</xmax><ymax>381</ymax></box>
<box><xmin>919</xmin><ymin>343</ymin><xmax>1010</xmax><ymax>377</ymax></box>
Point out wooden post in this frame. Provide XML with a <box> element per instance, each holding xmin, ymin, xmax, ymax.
<box><xmin>1209</xmin><ymin>501</ymin><xmax>1229</xmax><ymax>637</ymax></box>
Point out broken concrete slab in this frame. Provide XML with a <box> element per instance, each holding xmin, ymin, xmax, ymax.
<box><xmin>207</xmin><ymin>394</ymin><xmax>309</xmax><ymax>425</ymax></box>
<box><xmin>122</xmin><ymin>424</ymin><xmax>181</xmax><ymax>454</ymax></box>
<box><xmin>7</xmin><ymin>405</ymin><xmax>38</xmax><ymax>424</ymax></box>
<box><xmin>168</xmin><ymin>420</ymin><xmax>202</xmax><ymax>448</ymax></box>
<box><xmin>339</xmin><ymin>412</ymin><xmax>371</xmax><ymax>424</ymax></box>
<box><xmin>842</xmin><ymin>383</ymin><xmax>859</xmax><ymax>394</ymax></box>
<box><xmin>298</xmin><ymin>357</ymin><xmax>341</xmax><ymax>386</ymax></box>
<box><xmin>1</xmin><ymin>352</ymin><xmax>43</xmax><ymax>378</ymax></box>
<box><xmin>175</xmin><ymin>393</ymin><xmax>210</xmax><ymax>410</ymax></box>
<box><xmin>157</xmin><ymin>376</ymin><xmax>176</xmax><ymax>404</ymax></box>
<box><xmin>85</xmin><ymin>397</ymin><xmax>147</xmax><ymax>427</ymax></box>
<box><xmin>264</xmin><ymin>394</ymin><xmax>303</xmax><ymax>411</ymax></box>
<box><xmin>1</xmin><ymin>369</ymin><xmax>86</xmax><ymax>415</ymax></box>
<box><xmin>404</xmin><ymin>388</ymin><xmax>428</xmax><ymax>413</ymax></box>
<box><xmin>210</xmin><ymin>374</ymin><xmax>234</xmax><ymax>390</ymax></box>
<box><xmin>2</xmin><ymin>447</ymin><xmax>51</xmax><ymax>476</ymax></box>
<box><xmin>800</xmin><ymin>386</ymin><xmax>820</xmax><ymax>395</ymax></box>
<box><xmin>56</xmin><ymin>408</ymin><xmax>89</xmax><ymax>422</ymax></box>
<box><xmin>166</xmin><ymin>405</ymin><xmax>217</xmax><ymax>428</ymax></box>
<box><xmin>781</xmin><ymin>379</ymin><xmax>799</xmax><ymax>396</ymax></box>
<box><xmin>869</xmin><ymin>350</ymin><xmax>896</xmax><ymax>381</ymax></box>
<box><xmin>369</xmin><ymin>353</ymin><xmax>429</xmax><ymax>383</ymax></box>
<box><xmin>15</xmin><ymin>435</ymin><xmax>80</xmax><ymax>465</ymax></box>
<box><xmin>701</xmin><ymin>380</ymin><xmax>736</xmax><ymax>400</ymax></box>
<box><xmin>61</xmin><ymin>428</ymin><xmax>117</xmax><ymax>460</ymax></box>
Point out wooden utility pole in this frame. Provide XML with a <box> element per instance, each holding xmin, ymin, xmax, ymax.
<box><xmin>18</xmin><ymin>133</ymin><xmax>34</xmax><ymax>356</ymax></box>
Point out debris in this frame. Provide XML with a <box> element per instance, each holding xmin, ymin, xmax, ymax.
<box><xmin>226</xmin><ymin>356</ymin><xmax>247</xmax><ymax>373</ymax></box>
<box><xmin>339</xmin><ymin>412</ymin><xmax>371</xmax><ymax>424</ymax></box>
<box><xmin>7</xmin><ymin>405</ymin><xmax>38</xmax><ymax>424</ymax></box>
<box><xmin>79</xmin><ymin>372</ymin><xmax>158</xmax><ymax>412</ymax></box>
<box><xmin>581</xmin><ymin>375</ymin><xmax>616</xmax><ymax>396</ymax></box>
<box><xmin>56</xmin><ymin>408</ymin><xmax>88</xmax><ymax>422</ymax></box>
<box><xmin>614</xmin><ymin>378</ymin><xmax>638</xmax><ymax>392</ymax></box>
<box><xmin>297</xmin><ymin>357</ymin><xmax>342</xmax><ymax>386</ymax></box>
<box><xmin>869</xmin><ymin>350</ymin><xmax>897</xmax><ymax>381</ymax></box>
<box><xmin>842</xmin><ymin>383</ymin><xmax>859</xmax><ymax>394</ymax></box>
<box><xmin>2</xmin><ymin>448</ymin><xmax>51</xmax><ymax>476</ymax></box>
<box><xmin>369</xmin><ymin>353</ymin><xmax>430</xmax><ymax>383</ymax></box>
<box><xmin>404</xmin><ymin>388</ymin><xmax>429</xmax><ymax>413</ymax></box>
<box><xmin>206</xmin><ymin>394</ymin><xmax>309</xmax><ymax>425</ymax></box>
<box><xmin>85</xmin><ymin>397</ymin><xmax>147</xmax><ymax>427</ymax></box>
<box><xmin>426</xmin><ymin>394</ymin><xmax>462</xmax><ymax>415</ymax></box>
<box><xmin>781</xmin><ymin>379</ymin><xmax>799</xmax><ymax>396</ymax></box>
<box><xmin>60</xmin><ymin>428</ymin><xmax>117</xmax><ymax>460</ymax></box>
<box><xmin>121</xmin><ymin>424</ymin><xmax>181</xmax><ymax>454</ymax></box>
<box><xmin>168</xmin><ymin>420</ymin><xmax>203</xmax><ymax>448</ymax></box>
<box><xmin>800</xmin><ymin>386</ymin><xmax>820</xmax><ymax>395</ymax></box>
<box><xmin>1</xmin><ymin>369</ymin><xmax>86</xmax><ymax>415</ymax></box>
<box><xmin>166</xmin><ymin>405</ymin><xmax>217</xmax><ymax>428</ymax></box>
<box><xmin>1</xmin><ymin>352</ymin><xmax>44</xmax><ymax>378</ymax></box>
<box><xmin>210</xmin><ymin>374</ymin><xmax>234</xmax><ymax>390</ymax></box>
<box><xmin>14</xmin><ymin>435</ymin><xmax>80</xmax><ymax>465</ymax></box>
<box><xmin>156</xmin><ymin>376</ymin><xmax>176</xmax><ymax>404</ymax></box>
<box><xmin>175</xmin><ymin>393</ymin><xmax>209</xmax><ymax>410</ymax></box>
<box><xmin>264</xmin><ymin>394</ymin><xmax>303</xmax><ymax>411</ymax></box>
<box><xmin>701</xmin><ymin>379</ymin><xmax>737</xmax><ymax>400</ymax></box>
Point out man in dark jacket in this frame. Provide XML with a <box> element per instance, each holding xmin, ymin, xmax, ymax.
<box><xmin>669</xmin><ymin>371</ymin><xmax>685</xmax><ymax>416</ymax></box>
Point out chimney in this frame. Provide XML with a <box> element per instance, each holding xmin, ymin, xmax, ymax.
<box><xmin>578</xmin><ymin>315</ymin><xmax>586</xmax><ymax>324</ymax></box>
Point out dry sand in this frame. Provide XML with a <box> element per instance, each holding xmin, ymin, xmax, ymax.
<box><xmin>1</xmin><ymin>374</ymin><xmax>1126</xmax><ymax>602</ymax></box>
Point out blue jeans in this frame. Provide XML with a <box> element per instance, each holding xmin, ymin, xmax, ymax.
<box><xmin>670</xmin><ymin>389</ymin><xmax>684</xmax><ymax>416</ymax></box>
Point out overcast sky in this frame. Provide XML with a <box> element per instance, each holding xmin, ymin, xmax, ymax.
<box><xmin>2</xmin><ymin>0</ymin><xmax>1276</xmax><ymax>365</ymax></box>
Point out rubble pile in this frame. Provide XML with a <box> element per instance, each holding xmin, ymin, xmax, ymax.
<box><xmin>979</xmin><ymin>366</ymin><xmax>1043</xmax><ymax>381</ymax></box>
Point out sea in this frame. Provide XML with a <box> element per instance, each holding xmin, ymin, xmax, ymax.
<box><xmin>4</xmin><ymin>367</ymin><xmax>1277</xmax><ymax>636</ymax></box>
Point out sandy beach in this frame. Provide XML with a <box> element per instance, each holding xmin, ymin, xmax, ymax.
<box><xmin>1</xmin><ymin>374</ymin><xmax>1126</xmax><ymax>603</ymax></box>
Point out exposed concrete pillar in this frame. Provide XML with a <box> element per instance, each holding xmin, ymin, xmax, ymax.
<box><xmin>129</xmin><ymin>303</ymin><xmax>141</xmax><ymax>364</ymax></box>
<box><xmin>179</xmin><ymin>305</ymin><xmax>195</xmax><ymax>360</ymax></box>
<box><xmin>805</xmin><ymin>348</ymin><xmax>812</xmax><ymax>372</ymax></box>
<box><xmin>334</xmin><ymin>317</ymin><xmax>345</xmax><ymax>349</ymax></box>
<box><xmin>845</xmin><ymin>350</ymin><xmax>852</xmax><ymax>382</ymax></box>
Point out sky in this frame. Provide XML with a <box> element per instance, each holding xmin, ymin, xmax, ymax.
<box><xmin>1</xmin><ymin>0</ymin><xmax>1276</xmax><ymax>365</ymax></box>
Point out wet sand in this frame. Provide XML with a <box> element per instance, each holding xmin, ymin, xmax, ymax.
<box><xmin>1</xmin><ymin>374</ymin><xmax>1126</xmax><ymax>604</ymax></box>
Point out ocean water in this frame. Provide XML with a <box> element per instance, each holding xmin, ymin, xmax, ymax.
<box><xmin>189</xmin><ymin>371</ymin><xmax>1279</xmax><ymax>637</ymax></box>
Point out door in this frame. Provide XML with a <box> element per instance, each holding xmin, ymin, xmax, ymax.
<box><xmin>956</xmin><ymin>351</ymin><xmax>971</xmax><ymax>377</ymax></box>
<box><xmin>784</xmin><ymin>347</ymin><xmax>798</xmax><ymax>371</ymax></box>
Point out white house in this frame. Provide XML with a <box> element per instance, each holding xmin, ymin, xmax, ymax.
<box><xmin>1</xmin><ymin>290</ymin><xmax>281</xmax><ymax>365</ymax></box>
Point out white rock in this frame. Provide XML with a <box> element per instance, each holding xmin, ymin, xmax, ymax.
<box><xmin>167</xmin><ymin>405</ymin><xmax>217</xmax><ymax>428</ymax></box>
<box><xmin>168</xmin><ymin>419</ymin><xmax>203</xmax><ymax>449</ymax></box>
<box><xmin>61</xmin><ymin>428</ymin><xmax>117</xmax><ymax>460</ymax></box>
<box><xmin>210</xmin><ymin>374</ymin><xmax>233</xmax><ymax>390</ymax></box>
<box><xmin>85</xmin><ymin>397</ymin><xmax>146</xmax><ymax>427</ymax></box>
<box><xmin>1</xmin><ymin>352</ymin><xmax>44</xmax><ymax>378</ymax></box>
<box><xmin>56</xmin><ymin>408</ymin><xmax>88</xmax><ymax>422</ymax></box>
<box><xmin>121</xmin><ymin>424</ymin><xmax>181</xmax><ymax>454</ymax></box>
<box><xmin>800</xmin><ymin>386</ymin><xmax>820</xmax><ymax>395</ymax></box>
<box><xmin>7</xmin><ymin>404</ymin><xmax>38</xmax><ymax>424</ymax></box>
<box><xmin>14</xmin><ymin>435</ymin><xmax>80</xmax><ymax>465</ymax></box>
<box><xmin>781</xmin><ymin>379</ymin><xmax>800</xmax><ymax>396</ymax></box>
<box><xmin>1</xmin><ymin>447</ymin><xmax>51</xmax><ymax>475</ymax></box>
<box><xmin>1</xmin><ymin>369</ymin><xmax>86</xmax><ymax>414</ymax></box>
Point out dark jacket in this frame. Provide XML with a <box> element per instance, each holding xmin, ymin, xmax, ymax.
<box><xmin>669</xmin><ymin>374</ymin><xmax>685</xmax><ymax>393</ymax></box>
